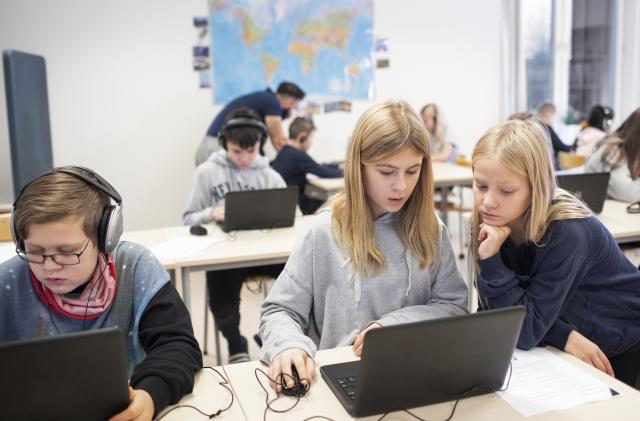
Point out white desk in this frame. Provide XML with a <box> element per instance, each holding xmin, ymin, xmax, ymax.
<box><xmin>307</xmin><ymin>162</ymin><xmax>473</xmax><ymax>193</ymax></box>
<box><xmin>597</xmin><ymin>200</ymin><xmax>640</xmax><ymax>244</ymax></box>
<box><xmin>219</xmin><ymin>346</ymin><xmax>640</xmax><ymax>421</ymax></box>
<box><xmin>155</xmin><ymin>368</ymin><xmax>246</xmax><ymax>421</ymax></box>
<box><xmin>306</xmin><ymin>163</ymin><xmax>473</xmax><ymax>226</ymax></box>
<box><xmin>166</xmin><ymin>216</ymin><xmax>315</xmax><ymax>313</ymax></box>
<box><xmin>121</xmin><ymin>228</ymin><xmax>178</xmax><ymax>270</ymax></box>
<box><xmin>120</xmin><ymin>217</ymin><xmax>314</xmax><ymax>312</ymax></box>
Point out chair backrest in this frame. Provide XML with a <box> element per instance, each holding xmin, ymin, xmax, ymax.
<box><xmin>558</xmin><ymin>152</ymin><xmax>586</xmax><ymax>169</ymax></box>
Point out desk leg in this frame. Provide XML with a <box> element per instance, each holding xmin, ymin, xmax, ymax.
<box><xmin>440</xmin><ymin>186</ymin><xmax>450</xmax><ymax>226</ymax></box>
<box><xmin>181</xmin><ymin>267</ymin><xmax>191</xmax><ymax>314</ymax></box>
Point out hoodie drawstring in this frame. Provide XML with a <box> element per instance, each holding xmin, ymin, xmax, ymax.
<box><xmin>404</xmin><ymin>252</ymin><xmax>413</xmax><ymax>297</ymax></box>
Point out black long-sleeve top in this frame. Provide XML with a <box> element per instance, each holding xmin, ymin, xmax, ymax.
<box><xmin>130</xmin><ymin>282</ymin><xmax>202</xmax><ymax>416</ymax></box>
<box><xmin>271</xmin><ymin>145</ymin><xmax>343</xmax><ymax>214</ymax></box>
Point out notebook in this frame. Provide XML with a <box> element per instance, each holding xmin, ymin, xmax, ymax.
<box><xmin>219</xmin><ymin>187</ymin><xmax>298</xmax><ymax>232</ymax></box>
<box><xmin>320</xmin><ymin>307</ymin><xmax>525</xmax><ymax>417</ymax></box>
<box><xmin>556</xmin><ymin>172</ymin><xmax>610</xmax><ymax>214</ymax></box>
<box><xmin>0</xmin><ymin>328</ymin><xmax>130</xmax><ymax>421</ymax></box>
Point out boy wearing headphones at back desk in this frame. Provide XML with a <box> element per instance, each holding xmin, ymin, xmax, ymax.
<box><xmin>183</xmin><ymin>107</ymin><xmax>288</xmax><ymax>364</ymax></box>
<box><xmin>271</xmin><ymin>116</ymin><xmax>343</xmax><ymax>214</ymax></box>
<box><xmin>0</xmin><ymin>166</ymin><xmax>202</xmax><ymax>421</ymax></box>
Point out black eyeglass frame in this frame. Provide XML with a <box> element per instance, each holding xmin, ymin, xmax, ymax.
<box><xmin>16</xmin><ymin>238</ymin><xmax>93</xmax><ymax>265</ymax></box>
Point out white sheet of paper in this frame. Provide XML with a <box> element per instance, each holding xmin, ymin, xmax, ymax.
<box><xmin>497</xmin><ymin>348</ymin><xmax>614</xmax><ymax>417</ymax></box>
<box><xmin>151</xmin><ymin>236</ymin><xmax>220</xmax><ymax>260</ymax></box>
<box><xmin>0</xmin><ymin>242</ymin><xmax>16</xmax><ymax>264</ymax></box>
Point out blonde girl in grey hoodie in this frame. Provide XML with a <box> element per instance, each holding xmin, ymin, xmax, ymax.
<box><xmin>260</xmin><ymin>100</ymin><xmax>468</xmax><ymax>393</ymax></box>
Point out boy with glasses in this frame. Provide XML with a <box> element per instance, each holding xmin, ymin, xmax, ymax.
<box><xmin>1</xmin><ymin>166</ymin><xmax>202</xmax><ymax>421</ymax></box>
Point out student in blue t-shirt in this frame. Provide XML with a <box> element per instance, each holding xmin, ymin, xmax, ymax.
<box><xmin>471</xmin><ymin>117</ymin><xmax>640</xmax><ymax>388</ymax></box>
<box><xmin>195</xmin><ymin>82</ymin><xmax>306</xmax><ymax>165</ymax></box>
<box><xmin>271</xmin><ymin>117</ymin><xmax>343</xmax><ymax>214</ymax></box>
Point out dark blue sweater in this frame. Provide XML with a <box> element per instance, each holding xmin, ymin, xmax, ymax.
<box><xmin>271</xmin><ymin>145</ymin><xmax>342</xmax><ymax>213</ymax></box>
<box><xmin>477</xmin><ymin>216</ymin><xmax>640</xmax><ymax>357</ymax></box>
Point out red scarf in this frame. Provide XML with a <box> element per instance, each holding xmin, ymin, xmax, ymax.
<box><xmin>30</xmin><ymin>254</ymin><xmax>118</xmax><ymax>320</ymax></box>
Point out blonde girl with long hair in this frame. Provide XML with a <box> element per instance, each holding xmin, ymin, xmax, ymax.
<box><xmin>420</xmin><ymin>103</ymin><xmax>455</xmax><ymax>162</ymax></box>
<box><xmin>471</xmin><ymin>118</ymin><xmax>640</xmax><ymax>388</ymax></box>
<box><xmin>260</xmin><ymin>100</ymin><xmax>468</xmax><ymax>392</ymax></box>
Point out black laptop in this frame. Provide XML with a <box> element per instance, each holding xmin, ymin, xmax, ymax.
<box><xmin>556</xmin><ymin>172</ymin><xmax>610</xmax><ymax>214</ymax></box>
<box><xmin>0</xmin><ymin>328</ymin><xmax>130</xmax><ymax>421</ymax></box>
<box><xmin>320</xmin><ymin>307</ymin><xmax>525</xmax><ymax>417</ymax></box>
<box><xmin>219</xmin><ymin>187</ymin><xmax>298</xmax><ymax>232</ymax></box>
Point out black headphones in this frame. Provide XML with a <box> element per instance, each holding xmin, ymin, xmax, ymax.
<box><xmin>10</xmin><ymin>166</ymin><xmax>124</xmax><ymax>254</ymax></box>
<box><xmin>218</xmin><ymin>117</ymin><xmax>268</xmax><ymax>151</ymax></box>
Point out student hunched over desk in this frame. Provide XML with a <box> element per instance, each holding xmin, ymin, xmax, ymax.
<box><xmin>271</xmin><ymin>116</ymin><xmax>343</xmax><ymax>214</ymax></box>
<box><xmin>1</xmin><ymin>166</ymin><xmax>202</xmax><ymax>420</ymax></box>
<box><xmin>260</xmin><ymin>100</ymin><xmax>468</xmax><ymax>393</ymax></box>
<box><xmin>471</xmin><ymin>118</ymin><xmax>640</xmax><ymax>388</ymax></box>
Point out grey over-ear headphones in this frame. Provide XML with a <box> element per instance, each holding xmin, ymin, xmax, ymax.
<box><xmin>10</xmin><ymin>166</ymin><xmax>124</xmax><ymax>254</ymax></box>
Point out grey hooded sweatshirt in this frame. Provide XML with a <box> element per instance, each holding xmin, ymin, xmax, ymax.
<box><xmin>259</xmin><ymin>209</ymin><xmax>469</xmax><ymax>364</ymax></box>
<box><xmin>183</xmin><ymin>149</ymin><xmax>287</xmax><ymax>225</ymax></box>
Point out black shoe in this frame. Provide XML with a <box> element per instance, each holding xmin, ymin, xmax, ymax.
<box><xmin>253</xmin><ymin>333</ymin><xmax>263</xmax><ymax>347</ymax></box>
<box><xmin>228</xmin><ymin>336</ymin><xmax>250</xmax><ymax>364</ymax></box>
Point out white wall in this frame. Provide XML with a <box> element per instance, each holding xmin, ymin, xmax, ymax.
<box><xmin>310</xmin><ymin>0</ymin><xmax>503</xmax><ymax>164</ymax></box>
<box><xmin>0</xmin><ymin>0</ymin><xmax>503</xmax><ymax>230</ymax></box>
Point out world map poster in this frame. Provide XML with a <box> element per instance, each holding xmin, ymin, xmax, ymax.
<box><xmin>209</xmin><ymin>0</ymin><xmax>374</xmax><ymax>104</ymax></box>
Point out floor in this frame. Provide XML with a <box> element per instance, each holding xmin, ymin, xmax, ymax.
<box><xmin>185</xmin><ymin>200</ymin><xmax>640</xmax><ymax>367</ymax></box>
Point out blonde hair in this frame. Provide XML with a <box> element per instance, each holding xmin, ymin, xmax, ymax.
<box><xmin>13</xmin><ymin>168</ymin><xmax>110</xmax><ymax>246</ymax></box>
<box><xmin>469</xmin><ymin>119</ymin><xmax>591</xmax><ymax>273</ymax></box>
<box><xmin>420</xmin><ymin>103</ymin><xmax>447</xmax><ymax>154</ymax></box>
<box><xmin>331</xmin><ymin>100</ymin><xmax>439</xmax><ymax>277</ymax></box>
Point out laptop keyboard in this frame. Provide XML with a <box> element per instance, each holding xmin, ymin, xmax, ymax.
<box><xmin>336</xmin><ymin>376</ymin><xmax>358</xmax><ymax>400</ymax></box>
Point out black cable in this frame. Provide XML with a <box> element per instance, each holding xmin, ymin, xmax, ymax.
<box><xmin>497</xmin><ymin>361</ymin><xmax>513</xmax><ymax>392</ymax></box>
<box><xmin>375</xmin><ymin>369</ymin><xmax>515</xmax><ymax>421</ymax></box>
<box><xmin>45</xmin><ymin>251</ymin><xmax>106</xmax><ymax>334</ymax></box>
<box><xmin>254</xmin><ymin>368</ymin><xmax>334</xmax><ymax>421</ymax></box>
<box><xmin>155</xmin><ymin>366</ymin><xmax>234</xmax><ymax>420</ymax></box>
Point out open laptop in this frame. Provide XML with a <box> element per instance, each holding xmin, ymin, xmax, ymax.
<box><xmin>556</xmin><ymin>172</ymin><xmax>610</xmax><ymax>214</ymax></box>
<box><xmin>0</xmin><ymin>328</ymin><xmax>130</xmax><ymax>421</ymax></box>
<box><xmin>219</xmin><ymin>187</ymin><xmax>298</xmax><ymax>232</ymax></box>
<box><xmin>320</xmin><ymin>307</ymin><xmax>525</xmax><ymax>417</ymax></box>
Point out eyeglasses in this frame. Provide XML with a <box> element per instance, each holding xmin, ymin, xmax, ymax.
<box><xmin>16</xmin><ymin>238</ymin><xmax>93</xmax><ymax>265</ymax></box>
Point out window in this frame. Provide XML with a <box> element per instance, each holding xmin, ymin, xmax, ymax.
<box><xmin>518</xmin><ymin>0</ymin><xmax>617</xmax><ymax>123</ymax></box>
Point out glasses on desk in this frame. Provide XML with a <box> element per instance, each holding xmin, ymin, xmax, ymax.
<box><xmin>16</xmin><ymin>238</ymin><xmax>93</xmax><ymax>265</ymax></box>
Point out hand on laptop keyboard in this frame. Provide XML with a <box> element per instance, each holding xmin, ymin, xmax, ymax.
<box><xmin>268</xmin><ymin>348</ymin><xmax>315</xmax><ymax>393</ymax></box>
<box><xmin>352</xmin><ymin>322</ymin><xmax>381</xmax><ymax>357</ymax></box>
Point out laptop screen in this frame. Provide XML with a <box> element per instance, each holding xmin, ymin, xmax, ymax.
<box><xmin>556</xmin><ymin>172</ymin><xmax>610</xmax><ymax>214</ymax></box>
<box><xmin>0</xmin><ymin>328</ymin><xmax>130</xmax><ymax>420</ymax></box>
<box><xmin>220</xmin><ymin>187</ymin><xmax>298</xmax><ymax>232</ymax></box>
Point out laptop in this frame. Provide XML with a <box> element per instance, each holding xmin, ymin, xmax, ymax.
<box><xmin>556</xmin><ymin>172</ymin><xmax>610</xmax><ymax>214</ymax></box>
<box><xmin>0</xmin><ymin>328</ymin><xmax>130</xmax><ymax>421</ymax></box>
<box><xmin>320</xmin><ymin>307</ymin><xmax>525</xmax><ymax>417</ymax></box>
<box><xmin>219</xmin><ymin>187</ymin><xmax>298</xmax><ymax>232</ymax></box>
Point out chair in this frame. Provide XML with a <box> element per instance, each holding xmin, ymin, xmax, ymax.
<box><xmin>558</xmin><ymin>152</ymin><xmax>586</xmax><ymax>170</ymax></box>
<box><xmin>202</xmin><ymin>275</ymin><xmax>273</xmax><ymax>365</ymax></box>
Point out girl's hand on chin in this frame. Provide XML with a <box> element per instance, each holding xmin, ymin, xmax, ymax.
<box><xmin>478</xmin><ymin>223</ymin><xmax>511</xmax><ymax>260</ymax></box>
